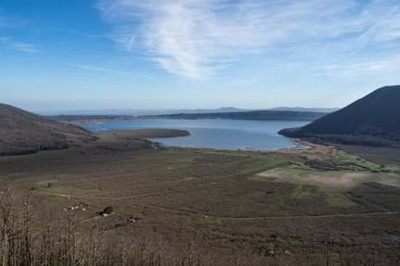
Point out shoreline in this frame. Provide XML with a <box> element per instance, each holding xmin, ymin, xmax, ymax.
<box><xmin>94</xmin><ymin>128</ymin><xmax>313</xmax><ymax>154</ymax></box>
<box><xmin>287</xmin><ymin>138</ymin><xmax>313</xmax><ymax>150</ymax></box>
<box><xmin>150</xmin><ymin>138</ymin><xmax>312</xmax><ymax>154</ymax></box>
<box><xmin>96</xmin><ymin>128</ymin><xmax>191</xmax><ymax>140</ymax></box>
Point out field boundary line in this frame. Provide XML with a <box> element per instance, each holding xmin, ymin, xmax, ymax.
<box><xmin>212</xmin><ymin>211</ymin><xmax>400</xmax><ymax>221</ymax></box>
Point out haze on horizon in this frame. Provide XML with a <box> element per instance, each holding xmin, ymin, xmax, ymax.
<box><xmin>1</xmin><ymin>0</ymin><xmax>400</xmax><ymax>112</ymax></box>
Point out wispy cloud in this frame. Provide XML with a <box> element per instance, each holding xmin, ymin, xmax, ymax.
<box><xmin>98</xmin><ymin>0</ymin><xmax>400</xmax><ymax>78</ymax></box>
<box><xmin>352</xmin><ymin>4</ymin><xmax>400</xmax><ymax>54</ymax></box>
<box><xmin>64</xmin><ymin>62</ymin><xmax>154</xmax><ymax>79</ymax></box>
<box><xmin>322</xmin><ymin>56</ymin><xmax>400</xmax><ymax>77</ymax></box>
<box><xmin>0</xmin><ymin>37</ymin><xmax>38</xmax><ymax>53</ymax></box>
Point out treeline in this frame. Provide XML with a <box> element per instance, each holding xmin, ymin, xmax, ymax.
<box><xmin>0</xmin><ymin>143</ymin><xmax>70</xmax><ymax>156</ymax></box>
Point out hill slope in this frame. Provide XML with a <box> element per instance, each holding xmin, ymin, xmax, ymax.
<box><xmin>0</xmin><ymin>104</ymin><xmax>93</xmax><ymax>155</ymax></box>
<box><xmin>280</xmin><ymin>85</ymin><xmax>400</xmax><ymax>146</ymax></box>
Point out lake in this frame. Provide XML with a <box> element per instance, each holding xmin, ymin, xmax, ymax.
<box><xmin>84</xmin><ymin>119</ymin><xmax>309</xmax><ymax>150</ymax></box>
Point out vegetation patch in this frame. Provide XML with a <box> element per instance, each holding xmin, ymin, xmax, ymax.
<box><xmin>291</xmin><ymin>185</ymin><xmax>319</xmax><ymax>199</ymax></box>
<box><xmin>30</xmin><ymin>178</ymin><xmax>59</xmax><ymax>191</ymax></box>
<box><xmin>324</xmin><ymin>192</ymin><xmax>356</xmax><ymax>208</ymax></box>
<box><xmin>335</xmin><ymin>150</ymin><xmax>390</xmax><ymax>172</ymax></box>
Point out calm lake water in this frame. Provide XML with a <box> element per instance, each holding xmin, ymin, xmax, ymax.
<box><xmin>84</xmin><ymin>119</ymin><xmax>309</xmax><ymax>150</ymax></box>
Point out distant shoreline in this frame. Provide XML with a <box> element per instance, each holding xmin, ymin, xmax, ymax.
<box><xmin>48</xmin><ymin>109</ymin><xmax>326</xmax><ymax>125</ymax></box>
<box><xmin>96</xmin><ymin>128</ymin><xmax>190</xmax><ymax>140</ymax></box>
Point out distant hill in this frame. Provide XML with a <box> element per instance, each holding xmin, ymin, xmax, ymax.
<box><xmin>280</xmin><ymin>85</ymin><xmax>400</xmax><ymax>146</ymax></box>
<box><xmin>42</xmin><ymin>107</ymin><xmax>247</xmax><ymax>116</ymax></box>
<box><xmin>48</xmin><ymin>115</ymin><xmax>135</xmax><ymax>123</ymax></box>
<box><xmin>269</xmin><ymin>107</ymin><xmax>338</xmax><ymax>113</ymax></box>
<box><xmin>140</xmin><ymin>110</ymin><xmax>326</xmax><ymax>121</ymax></box>
<box><xmin>0</xmin><ymin>104</ymin><xmax>93</xmax><ymax>155</ymax></box>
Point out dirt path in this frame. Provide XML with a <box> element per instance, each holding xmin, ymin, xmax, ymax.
<box><xmin>0</xmin><ymin>173</ymin><xmax>27</xmax><ymax>178</ymax></box>
<box><xmin>210</xmin><ymin>211</ymin><xmax>400</xmax><ymax>221</ymax></box>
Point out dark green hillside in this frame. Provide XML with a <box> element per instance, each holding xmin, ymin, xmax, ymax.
<box><xmin>0</xmin><ymin>103</ymin><xmax>93</xmax><ymax>155</ymax></box>
<box><xmin>280</xmin><ymin>85</ymin><xmax>400</xmax><ymax>145</ymax></box>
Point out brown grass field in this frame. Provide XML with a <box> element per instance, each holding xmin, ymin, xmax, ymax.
<box><xmin>0</xmin><ymin>132</ymin><xmax>399</xmax><ymax>265</ymax></box>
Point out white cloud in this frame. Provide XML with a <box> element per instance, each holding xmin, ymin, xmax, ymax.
<box><xmin>98</xmin><ymin>0</ymin><xmax>400</xmax><ymax>78</ymax></box>
<box><xmin>0</xmin><ymin>37</ymin><xmax>38</xmax><ymax>53</ymax></box>
<box><xmin>9</xmin><ymin>42</ymin><xmax>38</xmax><ymax>53</ymax></box>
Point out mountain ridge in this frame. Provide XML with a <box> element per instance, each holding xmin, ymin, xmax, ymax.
<box><xmin>0</xmin><ymin>103</ymin><xmax>93</xmax><ymax>155</ymax></box>
<box><xmin>280</xmin><ymin>85</ymin><xmax>400</xmax><ymax>146</ymax></box>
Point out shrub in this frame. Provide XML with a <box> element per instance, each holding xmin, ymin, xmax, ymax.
<box><xmin>103</xmin><ymin>206</ymin><xmax>114</xmax><ymax>214</ymax></box>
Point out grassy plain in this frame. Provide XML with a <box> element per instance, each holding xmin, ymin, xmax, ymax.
<box><xmin>0</xmin><ymin>133</ymin><xmax>399</xmax><ymax>265</ymax></box>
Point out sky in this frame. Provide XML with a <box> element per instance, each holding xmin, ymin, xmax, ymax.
<box><xmin>0</xmin><ymin>0</ymin><xmax>399</xmax><ymax>112</ymax></box>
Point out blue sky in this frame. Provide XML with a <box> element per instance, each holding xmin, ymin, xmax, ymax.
<box><xmin>1</xmin><ymin>0</ymin><xmax>399</xmax><ymax>112</ymax></box>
